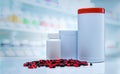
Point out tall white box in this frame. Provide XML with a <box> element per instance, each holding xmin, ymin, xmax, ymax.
<box><xmin>60</xmin><ymin>31</ymin><xmax>77</xmax><ymax>59</ymax></box>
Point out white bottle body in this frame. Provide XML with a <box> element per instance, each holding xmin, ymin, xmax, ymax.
<box><xmin>78</xmin><ymin>13</ymin><xmax>104</xmax><ymax>62</ymax></box>
<box><xmin>46</xmin><ymin>39</ymin><xmax>61</xmax><ymax>59</ymax></box>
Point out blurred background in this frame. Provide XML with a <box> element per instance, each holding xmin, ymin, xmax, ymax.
<box><xmin>0</xmin><ymin>0</ymin><xmax>120</xmax><ymax>74</ymax></box>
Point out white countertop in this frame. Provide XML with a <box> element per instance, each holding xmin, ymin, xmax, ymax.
<box><xmin>1</xmin><ymin>57</ymin><xmax>120</xmax><ymax>74</ymax></box>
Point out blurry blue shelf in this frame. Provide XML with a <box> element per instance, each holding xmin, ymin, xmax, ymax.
<box><xmin>15</xmin><ymin>0</ymin><xmax>76</xmax><ymax>16</ymax></box>
<box><xmin>0</xmin><ymin>22</ymin><xmax>48</xmax><ymax>33</ymax></box>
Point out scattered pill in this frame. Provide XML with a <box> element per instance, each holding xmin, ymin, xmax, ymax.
<box><xmin>23</xmin><ymin>59</ymin><xmax>88</xmax><ymax>69</ymax></box>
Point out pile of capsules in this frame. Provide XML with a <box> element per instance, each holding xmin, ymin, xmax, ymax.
<box><xmin>23</xmin><ymin>59</ymin><xmax>88</xmax><ymax>69</ymax></box>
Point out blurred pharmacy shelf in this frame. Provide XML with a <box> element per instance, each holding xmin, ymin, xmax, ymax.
<box><xmin>0</xmin><ymin>22</ymin><xmax>51</xmax><ymax>33</ymax></box>
<box><xmin>14</xmin><ymin>0</ymin><xmax>76</xmax><ymax>16</ymax></box>
<box><xmin>105</xmin><ymin>16</ymin><xmax>120</xmax><ymax>26</ymax></box>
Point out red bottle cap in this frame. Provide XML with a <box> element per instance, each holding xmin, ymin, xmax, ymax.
<box><xmin>78</xmin><ymin>8</ymin><xmax>105</xmax><ymax>14</ymax></box>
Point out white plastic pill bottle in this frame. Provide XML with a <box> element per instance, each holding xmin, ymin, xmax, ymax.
<box><xmin>46</xmin><ymin>33</ymin><xmax>61</xmax><ymax>60</ymax></box>
<box><xmin>78</xmin><ymin>8</ymin><xmax>105</xmax><ymax>63</ymax></box>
